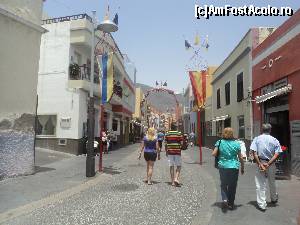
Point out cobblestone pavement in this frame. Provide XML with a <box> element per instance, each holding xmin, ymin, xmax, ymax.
<box><xmin>2</xmin><ymin>145</ymin><xmax>216</xmax><ymax>225</ymax></box>
<box><xmin>188</xmin><ymin>146</ymin><xmax>300</xmax><ymax>225</ymax></box>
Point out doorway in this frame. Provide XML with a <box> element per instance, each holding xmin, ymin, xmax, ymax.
<box><xmin>266</xmin><ymin>110</ymin><xmax>290</xmax><ymax>178</ymax></box>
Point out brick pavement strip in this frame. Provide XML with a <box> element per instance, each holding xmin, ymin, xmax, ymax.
<box><xmin>1</xmin><ymin>145</ymin><xmax>217</xmax><ymax>225</ymax></box>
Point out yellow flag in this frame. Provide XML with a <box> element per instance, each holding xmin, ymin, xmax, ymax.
<box><xmin>194</xmin><ymin>33</ymin><xmax>200</xmax><ymax>46</ymax></box>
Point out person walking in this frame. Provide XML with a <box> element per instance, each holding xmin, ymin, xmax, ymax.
<box><xmin>101</xmin><ymin>131</ymin><xmax>108</xmax><ymax>154</ymax></box>
<box><xmin>189</xmin><ymin>131</ymin><xmax>195</xmax><ymax>147</ymax></box>
<box><xmin>212</xmin><ymin>127</ymin><xmax>245</xmax><ymax>211</ymax></box>
<box><xmin>157</xmin><ymin>130</ymin><xmax>165</xmax><ymax>152</ymax></box>
<box><xmin>138</xmin><ymin>127</ymin><xmax>160</xmax><ymax>185</ymax></box>
<box><xmin>250</xmin><ymin>123</ymin><xmax>282</xmax><ymax>212</ymax></box>
<box><xmin>165</xmin><ymin>123</ymin><xmax>183</xmax><ymax>186</ymax></box>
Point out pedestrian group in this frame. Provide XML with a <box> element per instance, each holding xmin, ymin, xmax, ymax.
<box><xmin>138</xmin><ymin>122</ymin><xmax>282</xmax><ymax>213</ymax></box>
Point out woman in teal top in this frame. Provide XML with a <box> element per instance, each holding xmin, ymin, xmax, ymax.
<box><xmin>212</xmin><ymin>127</ymin><xmax>245</xmax><ymax>211</ymax></box>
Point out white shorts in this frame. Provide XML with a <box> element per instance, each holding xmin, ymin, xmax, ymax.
<box><xmin>168</xmin><ymin>155</ymin><xmax>182</xmax><ymax>167</ymax></box>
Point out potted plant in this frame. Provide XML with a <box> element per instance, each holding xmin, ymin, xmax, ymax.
<box><xmin>69</xmin><ymin>63</ymin><xmax>80</xmax><ymax>79</ymax></box>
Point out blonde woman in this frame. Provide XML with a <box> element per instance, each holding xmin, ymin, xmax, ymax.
<box><xmin>138</xmin><ymin>127</ymin><xmax>160</xmax><ymax>185</ymax></box>
<box><xmin>212</xmin><ymin>127</ymin><xmax>244</xmax><ymax>211</ymax></box>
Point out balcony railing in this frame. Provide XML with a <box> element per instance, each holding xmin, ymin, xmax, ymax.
<box><xmin>69</xmin><ymin>63</ymin><xmax>100</xmax><ymax>84</ymax></box>
<box><xmin>42</xmin><ymin>14</ymin><xmax>92</xmax><ymax>25</ymax></box>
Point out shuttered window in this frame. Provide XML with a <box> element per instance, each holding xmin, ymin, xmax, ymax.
<box><xmin>237</xmin><ymin>72</ymin><xmax>244</xmax><ymax>102</ymax></box>
<box><xmin>225</xmin><ymin>82</ymin><xmax>230</xmax><ymax>105</ymax></box>
<box><xmin>217</xmin><ymin>88</ymin><xmax>221</xmax><ymax>109</ymax></box>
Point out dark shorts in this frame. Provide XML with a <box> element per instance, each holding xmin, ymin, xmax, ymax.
<box><xmin>158</xmin><ymin>140</ymin><xmax>163</xmax><ymax>148</ymax></box>
<box><xmin>144</xmin><ymin>152</ymin><xmax>157</xmax><ymax>161</ymax></box>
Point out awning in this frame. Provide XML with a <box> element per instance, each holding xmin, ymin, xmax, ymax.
<box><xmin>255</xmin><ymin>84</ymin><xmax>292</xmax><ymax>104</ymax></box>
<box><xmin>212</xmin><ymin>115</ymin><xmax>229</xmax><ymax>122</ymax></box>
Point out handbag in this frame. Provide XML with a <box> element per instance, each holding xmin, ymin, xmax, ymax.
<box><xmin>214</xmin><ymin>139</ymin><xmax>222</xmax><ymax>169</ymax></box>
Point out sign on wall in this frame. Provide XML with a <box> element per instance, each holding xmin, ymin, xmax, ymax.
<box><xmin>60</xmin><ymin>117</ymin><xmax>71</xmax><ymax>129</ymax></box>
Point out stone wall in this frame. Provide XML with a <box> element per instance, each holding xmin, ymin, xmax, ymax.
<box><xmin>0</xmin><ymin>114</ymin><xmax>35</xmax><ymax>179</ymax></box>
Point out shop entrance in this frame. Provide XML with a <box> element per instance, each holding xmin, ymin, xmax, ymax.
<box><xmin>265</xmin><ymin>96</ymin><xmax>290</xmax><ymax>178</ymax></box>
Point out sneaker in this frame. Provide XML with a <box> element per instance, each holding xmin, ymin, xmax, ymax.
<box><xmin>257</xmin><ymin>206</ymin><xmax>266</xmax><ymax>212</ymax></box>
<box><xmin>222</xmin><ymin>200</ymin><xmax>228</xmax><ymax>212</ymax></box>
<box><xmin>270</xmin><ymin>199</ymin><xmax>278</xmax><ymax>204</ymax></box>
<box><xmin>228</xmin><ymin>204</ymin><xmax>236</xmax><ymax>211</ymax></box>
<box><xmin>222</xmin><ymin>200</ymin><xmax>228</xmax><ymax>208</ymax></box>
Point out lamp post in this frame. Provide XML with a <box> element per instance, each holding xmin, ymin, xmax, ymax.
<box><xmin>86</xmin><ymin>9</ymin><xmax>118</xmax><ymax>177</ymax></box>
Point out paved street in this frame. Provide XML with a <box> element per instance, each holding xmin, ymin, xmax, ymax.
<box><xmin>0</xmin><ymin>144</ymin><xmax>215</xmax><ymax>225</ymax></box>
<box><xmin>186</xmin><ymin>146</ymin><xmax>300</xmax><ymax>225</ymax></box>
<box><xmin>0</xmin><ymin>144</ymin><xmax>299</xmax><ymax>225</ymax></box>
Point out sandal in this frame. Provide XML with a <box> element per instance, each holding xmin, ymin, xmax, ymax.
<box><xmin>174</xmin><ymin>180</ymin><xmax>180</xmax><ymax>186</ymax></box>
<box><xmin>147</xmin><ymin>181</ymin><xmax>153</xmax><ymax>185</ymax></box>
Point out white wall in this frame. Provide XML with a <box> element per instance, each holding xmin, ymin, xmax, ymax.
<box><xmin>0</xmin><ymin>13</ymin><xmax>42</xmax><ymax>117</ymax></box>
<box><xmin>0</xmin><ymin>0</ymin><xmax>43</xmax><ymax>25</ymax></box>
<box><xmin>38</xmin><ymin>21</ymin><xmax>82</xmax><ymax>139</ymax></box>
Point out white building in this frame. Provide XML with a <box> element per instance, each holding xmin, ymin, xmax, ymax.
<box><xmin>182</xmin><ymin>84</ymin><xmax>197</xmax><ymax>135</ymax></box>
<box><xmin>0</xmin><ymin>0</ymin><xmax>45</xmax><ymax>178</ymax></box>
<box><xmin>36</xmin><ymin>14</ymin><xmax>135</xmax><ymax>154</ymax></box>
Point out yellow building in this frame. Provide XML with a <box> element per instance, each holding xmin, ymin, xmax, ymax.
<box><xmin>133</xmin><ymin>87</ymin><xmax>143</xmax><ymax>119</ymax></box>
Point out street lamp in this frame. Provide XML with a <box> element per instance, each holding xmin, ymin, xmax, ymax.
<box><xmin>86</xmin><ymin>10</ymin><xmax>118</xmax><ymax>178</ymax></box>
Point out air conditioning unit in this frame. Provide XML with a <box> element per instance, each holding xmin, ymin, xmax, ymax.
<box><xmin>58</xmin><ymin>139</ymin><xmax>67</xmax><ymax>146</ymax></box>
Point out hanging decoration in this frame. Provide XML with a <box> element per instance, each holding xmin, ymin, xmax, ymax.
<box><xmin>184</xmin><ymin>32</ymin><xmax>210</xmax><ymax>72</ymax></box>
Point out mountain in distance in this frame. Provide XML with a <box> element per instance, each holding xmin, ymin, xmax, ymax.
<box><xmin>136</xmin><ymin>83</ymin><xmax>184</xmax><ymax>113</ymax></box>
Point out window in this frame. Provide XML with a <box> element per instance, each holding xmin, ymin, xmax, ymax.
<box><xmin>36</xmin><ymin>115</ymin><xmax>57</xmax><ymax>136</ymax></box>
<box><xmin>237</xmin><ymin>72</ymin><xmax>244</xmax><ymax>102</ymax></box>
<box><xmin>216</xmin><ymin>120</ymin><xmax>223</xmax><ymax>137</ymax></box>
<box><xmin>205</xmin><ymin>121</ymin><xmax>212</xmax><ymax>136</ymax></box>
<box><xmin>224</xmin><ymin>117</ymin><xmax>231</xmax><ymax>128</ymax></box>
<box><xmin>225</xmin><ymin>82</ymin><xmax>230</xmax><ymax>105</ymax></box>
<box><xmin>217</xmin><ymin>89</ymin><xmax>221</xmax><ymax>109</ymax></box>
<box><xmin>74</xmin><ymin>51</ymin><xmax>82</xmax><ymax>65</ymax></box>
<box><xmin>238</xmin><ymin>115</ymin><xmax>245</xmax><ymax>138</ymax></box>
<box><xmin>112</xmin><ymin>119</ymin><xmax>118</xmax><ymax>131</ymax></box>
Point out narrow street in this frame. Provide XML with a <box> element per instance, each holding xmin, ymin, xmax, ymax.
<box><xmin>1</xmin><ymin>144</ymin><xmax>299</xmax><ymax>225</ymax></box>
<box><xmin>0</xmin><ymin>144</ymin><xmax>215</xmax><ymax>225</ymax></box>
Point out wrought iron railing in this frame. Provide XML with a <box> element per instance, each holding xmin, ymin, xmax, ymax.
<box><xmin>69</xmin><ymin>63</ymin><xmax>100</xmax><ymax>84</ymax></box>
<box><xmin>42</xmin><ymin>14</ymin><xmax>92</xmax><ymax>25</ymax></box>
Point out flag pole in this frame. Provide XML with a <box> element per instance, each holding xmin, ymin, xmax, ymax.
<box><xmin>99</xmin><ymin>104</ymin><xmax>104</xmax><ymax>172</ymax></box>
<box><xmin>197</xmin><ymin>109</ymin><xmax>202</xmax><ymax>165</ymax></box>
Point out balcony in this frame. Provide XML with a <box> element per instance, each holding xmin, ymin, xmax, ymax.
<box><xmin>68</xmin><ymin>63</ymin><xmax>101</xmax><ymax>97</ymax></box>
<box><xmin>113</xmin><ymin>80</ymin><xmax>123</xmax><ymax>98</ymax></box>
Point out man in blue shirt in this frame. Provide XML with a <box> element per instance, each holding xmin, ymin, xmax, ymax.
<box><xmin>157</xmin><ymin>130</ymin><xmax>165</xmax><ymax>151</ymax></box>
<box><xmin>250</xmin><ymin>123</ymin><xmax>282</xmax><ymax>212</ymax></box>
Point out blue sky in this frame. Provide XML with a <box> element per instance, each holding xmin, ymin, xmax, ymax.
<box><xmin>44</xmin><ymin>0</ymin><xmax>299</xmax><ymax>93</ymax></box>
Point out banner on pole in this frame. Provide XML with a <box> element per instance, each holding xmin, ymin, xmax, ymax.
<box><xmin>188</xmin><ymin>70</ymin><xmax>207</xmax><ymax>108</ymax></box>
<box><xmin>100</xmin><ymin>53</ymin><xmax>114</xmax><ymax>104</ymax></box>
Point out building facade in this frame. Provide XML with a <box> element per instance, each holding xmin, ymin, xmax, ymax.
<box><xmin>182</xmin><ymin>84</ymin><xmax>197</xmax><ymax>135</ymax></box>
<box><xmin>0</xmin><ymin>0</ymin><xmax>45</xmax><ymax>178</ymax></box>
<box><xmin>132</xmin><ymin>87</ymin><xmax>147</xmax><ymax>141</ymax></box>
<box><xmin>36</xmin><ymin>14</ymin><xmax>135</xmax><ymax>154</ymax></box>
<box><xmin>210</xmin><ymin>28</ymin><xmax>275</xmax><ymax>149</ymax></box>
<box><xmin>252</xmin><ymin>10</ymin><xmax>300</xmax><ymax>176</ymax></box>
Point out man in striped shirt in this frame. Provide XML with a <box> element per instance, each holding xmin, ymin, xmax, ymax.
<box><xmin>165</xmin><ymin>123</ymin><xmax>183</xmax><ymax>186</ymax></box>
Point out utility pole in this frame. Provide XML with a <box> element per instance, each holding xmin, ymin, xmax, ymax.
<box><xmin>86</xmin><ymin>10</ymin><xmax>97</xmax><ymax>177</ymax></box>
